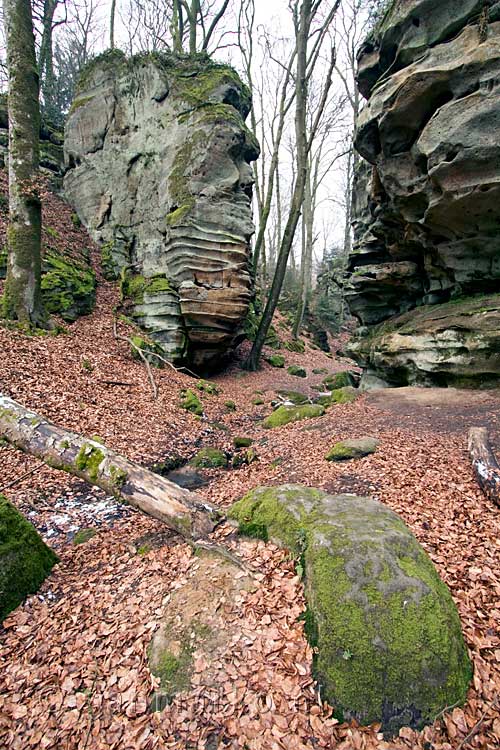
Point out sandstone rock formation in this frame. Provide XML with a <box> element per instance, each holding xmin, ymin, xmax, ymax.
<box><xmin>346</xmin><ymin>0</ymin><xmax>500</xmax><ymax>386</ymax></box>
<box><xmin>64</xmin><ymin>51</ymin><xmax>259</xmax><ymax>371</ymax></box>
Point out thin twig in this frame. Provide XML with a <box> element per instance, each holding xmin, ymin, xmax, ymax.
<box><xmin>456</xmin><ymin>699</ymin><xmax>499</xmax><ymax>749</ymax></box>
<box><xmin>113</xmin><ymin>319</ymin><xmax>158</xmax><ymax>400</ymax></box>
<box><xmin>0</xmin><ymin>461</ymin><xmax>46</xmax><ymax>493</ymax></box>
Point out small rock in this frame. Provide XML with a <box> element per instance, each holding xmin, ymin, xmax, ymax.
<box><xmin>326</xmin><ymin>437</ymin><xmax>380</xmax><ymax>461</ymax></box>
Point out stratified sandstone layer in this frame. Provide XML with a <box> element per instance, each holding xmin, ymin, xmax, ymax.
<box><xmin>64</xmin><ymin>51</ymin><xmax>259</xmax><ymax>371</ymax></box>
<box><xmin>346</xmin><ymin>1</ymin><xmax>500</xmax><ymax>387</ymax></box>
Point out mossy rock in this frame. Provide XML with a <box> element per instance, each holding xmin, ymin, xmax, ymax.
<box><xmin>0</xmin><ymin>494</ymin><xmax>58</xmax><ymax>621</ymax></box>
<box><xmin>287</xmin><ymin>365</ymin><xmax>307</xmax><ymax>378</ymax></box>
<box><xmin>73</xmin><ymin>528</ymin><xmax>97</xmax><ymax>545</ymax></box>
<box><xmin>229</xmin><ymin>485</ymin><xmax>471</xmax><ymax>734</ymax></box>
<box><xmin>276</xmin><ymin>390</ymin><xmax>309</xmax><ymax>405</ymax></box>
<box><xmin>233</xmin><ymin>436</ymin><xmax>253</xmax><ymax>449</ymax></box>
<box><xmin>283</xmin><ymin>339</ymin><xmax>305</xmax><ymax>353</ymax></box>
<box><xmin>41</xmin><ymin>250</ymin><xmax>96</xmax><ymax>322</ymax></box>
<box><xmin>323</xmin><ymin>371</ymin><xmax>355</xmax><ymax>390</ymax></box>
<box><xmin>265</xmin><ymin>354</ymin><xmax>285</xmax><ymax>368</ymax></box>
<box><xmin>224</xmin><ymin>400</ymin><xmax>237</xmax><ymax>412</ymax></box>
<box><xmin>180</xmin><ymin>389</ymin><xmax>203</xmax><ymax>416</ymax></box>
<box><xmin>326</xmin><ymin>438</ymin><xmax>379</xmax><ymax>461</ymax></box>
<box><xmin>252</xmin><ymin>397</ymin><xmax>264</xmax><ymax>406</ymax></box>
<box><xmin>190</xmin><ymin>447</ymin><xmax>228</xmax><ymax>469</ymax></box>
<box><xmin>313</xmin><ymin>368</ymin><xmax>329</xmax><ymax>375</ymax></box>
<box><xmin>263</xmin><ymin>404</ymin><xmax>325</xmax><ymax>429</ymax></box>
<box><xmin>196</xmin><ymin>379</ymin><xmax>220</xmax><ymax>395</ymax></box>
<box><xmin>317</xmin><ymin>387</ymin><xmax>358</xmax><ymax>407</ymax></box>
<box><xmin>231</xmin><ymin>447</ymin><xmax>258</xmax><ymax>468</ymax></box>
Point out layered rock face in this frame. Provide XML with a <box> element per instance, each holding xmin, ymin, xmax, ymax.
<box><xmin>64</xmin><ymin>51</ymin><xmax>259</xmax><ymax>370</ymax></box>
<box><xmin>346</xmin><ymin>0</ymin><xmax>500</xmax><ymax>386</ymax></box>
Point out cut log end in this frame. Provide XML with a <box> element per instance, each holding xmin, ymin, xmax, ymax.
<box><xmin>468</xmin><ymin>427</ymin><xmax>500</xmax><ymax>508</ymax></box>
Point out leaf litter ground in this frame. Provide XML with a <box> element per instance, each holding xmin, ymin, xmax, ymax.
<box><xmin>1</xmin><ymin>279</ymin><xmax>500</xmax><ymax>748</ymax></box>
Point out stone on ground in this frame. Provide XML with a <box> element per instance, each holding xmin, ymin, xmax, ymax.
<box><xmin>326</xmin><ymin>437</ymin><xmax>379</xmax><ymax>461</ymax></box>
<box><xmin>229</xmin><ymin>485</ymin><xmax>471</xmax><ymax>734</ymax></box>
<box><xmin>0</xmin><ymin>494</ymin><xmax>58</xmax><ymax>621</ymax></box>
<box><xmin>263</xmin><ymin>404</ymin><xmax>324</xmax><ymax>429</ymax></box>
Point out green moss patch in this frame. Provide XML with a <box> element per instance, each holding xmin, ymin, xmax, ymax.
<box><xmin>265</xmin><ymin>354</ymin><xmax>285</xmax><ymax>368</ymax></box>
<box><xmin>196</xmin><ymin>379</ymin><xmax>220</xmax><ymax>395</ymax></box>
<box><xmin>233</xmin><ymin>436</ymin><xmax>253</xmax><ymax>449</ymax></box>
<box><xmin>41</xmin><ymin>250</ymin><xmax>96</xmax><ymax>322</ymax></box>
<box><xmin>276</xmin><ymin>390</ymin><xmax>309</xmax><ymax>405</ymax></box>
<box><xmin>190</xmin><ymin>447</ymin><xmax>227</xmax><ymax>469</ymax></box>
<box><xmin>0</xmin><ymin>494</ymin><xmax>58</xmax><ymax>621</ymax></box>
<box><xmin>179</xmin><ymin>389</ymin><xmax>203</xmax><ymax>416</ymax></box>
<box><xmin>73</xmin><ymin>528</ymin><xmax>97</xmax><ymax>545</ymax></box>
<box><xmin>224</xmin><ymin>400</ymin><xmax>237</xmax><ymax>412</ymax></box>
<box><xmin>317</xmin><ymin>387</ymin><xmax>358</xmax><ymax>407</ymax></box>
<box><xmin>263</xmin><ymin>404</ymin><xmax>325</xmax><ymax>429</ymax></box>
<box><xmin>283</xmin><ymin>339</ymin><xmax>306</xmax><ymax>353</ymax></box>
<box><xmin>287</xmin><ymin>365</ymin><xmax>307</xmax><ymax>378</ymax></box>
<box><xmin>323</xmin><ymin>371</ymin><xmax>355</xmax><ymax>389</ymax></box>
<box><xmin>130</xmin><ymin>335</ymin><xmax>164</xmax><ymax>367</ymax></box>
<box><xmin>326</xmin><ymin>437</ymin><xmax>379</xmax><ymax>461</ymax></box>
<box><xmin>229</xmin><ymin>485</ymin><xmax>471</xmax><ymax>734</ymax></box>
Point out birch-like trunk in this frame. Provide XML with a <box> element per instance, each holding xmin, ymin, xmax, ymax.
<box><xmin>0</xmin><ymin>394</ymin><xmax>221</xmax><ymax>540</ymax></box>
<box><xmin>2</xmin><ymin>0</ymin><xmax>45</xmax><ymax>327</ymax></box>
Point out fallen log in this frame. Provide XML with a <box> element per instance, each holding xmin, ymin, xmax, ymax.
<box><xmin>0</xmin><ymin>394</ymin><xmax>221</xmax><ymax>539</ymax></box>
<box><xmin>468</xmin><ymin>427</ymin><xmax>500</xmax><ymax>507</ymax></box>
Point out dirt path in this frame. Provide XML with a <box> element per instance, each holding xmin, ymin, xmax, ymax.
<box><xmin>1</xmin><ymin>288</ymin><xmax>500</xmax><ymax>749</ymax></box>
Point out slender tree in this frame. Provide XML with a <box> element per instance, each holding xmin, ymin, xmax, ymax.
<box><xmin>243</xmin><ymin>0</ymin><xmax>341</xmax><ymax>370</ymax></box>
<box><xmin>110</xmin><ymin>0</ymin><xmax>116</xmax><ymax>48</ymax></box>
<box><xmin>2</xmin><ymin>0</ymin><xmax>46</xmax><ymax>327</ymax></box>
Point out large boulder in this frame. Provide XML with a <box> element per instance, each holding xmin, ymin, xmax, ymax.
<box><xmin>64</xmin><ymin>50</ymin><xmax>259</xmax><ymax>371</ymax></box>
<box><xmin>0</xmin><ymin>495</ymin><xmax>57</xmax><ymax>621</ymax></box>
<box><xmin>348</xmin><ymin>294</ymin><xmax>500</xmax><ymax>387</ymax></box>
<box><xmin>229</xmin><ymin>485</ymin><xmax>471</xmax><ymax>734</ymax></box>
<box><xmin>346</xmin><ymin>1</ymin><xmax>500</xmax><ymax>386</ymax></box>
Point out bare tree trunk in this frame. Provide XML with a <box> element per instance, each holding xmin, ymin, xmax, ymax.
<box><xmin>292</xmin><ymin>158</ymin><xmax>313</xmax><ymax>338</ymax></box>
<box><xmin>189</xmin><ymin>0</ymin><xmax>199</xmax><ymax>54</ymax></box>
<box><xmin>243</xmin><ymin>0</ymin><xmax>311</xmax><ymax>371</ymax></box>
<box><xmin>38</xmin><ymin>0</ymin><xmax>58</xmax><ymax>122</ymax></box>
<box><xmin>2</xmin><ymin>0</ymin><xmax>45</xmax><ymax>327</ymax></box>
<box><xmin>468</xmin><ymin>427</ymin><xmax>500</xmax><ymax>507</ymax></box>
<box><xmin>0</xmin><ymin>394</ymin><xmax>221</xmax><ymax>539</ymax></box>
<box><xmin>110</xmin><ymin>0</ymin><xmax>116</xmax><ymax>48</ymax></box>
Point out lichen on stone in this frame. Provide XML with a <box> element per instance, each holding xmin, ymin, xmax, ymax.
<box><xmin>229</xmin><ymin>485</ymin><xmax>472</xmax><ymax>733</ymax></box>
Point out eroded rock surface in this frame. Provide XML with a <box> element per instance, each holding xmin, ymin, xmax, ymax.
<box><xmin>64</xmin><ymin>51</ymin><xmax>259</xmax><ymax>370</ymax></box>
<box><xmin>229</xmin><ymin>485</ymin><xmax>471</xmax><ymax>734</ymax></box>
<box><xmin>346</xmin><ymin>1</ymin><xmax>500</xmax><ymax>386</ymax></box>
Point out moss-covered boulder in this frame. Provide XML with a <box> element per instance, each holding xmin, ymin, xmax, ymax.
<box><xmin>233</xmin><ymin>436</ymin><xmax>253</xmax><ymax>449</ymax></box>
<box><xmin>0</xmin><ymin>495</ymin><xmax>58</xmax><ymax>621</ymax></box>
<box><xmin>196</xmin><ymin>379</ymin><xmax>220</xmax><ymax>395</ymax></box>
<box><xmin>323</xmin><ymin>371</ymin><xmax>355</xmax><ymax>390</ymax></box>
<box><xmin>179</xmin><ymin>389</ymin><xmax>203</xmax><ymax>415</ymax></box>
<box><xmin>287</xmin><ymin>365</ymin><xmax>307</xmax><ymax>378</ymax></box>
<box><xmin>317</xmin><ymin>386</ymin><xmax>358</xmax><ymax>407</ymax></box>
<box><xmin>326</xmin><ymin>437</ymin><xmax>379</xmax><ymax>461</ymax></box>
<box><xmin>263</xmin><ymin>404</ymin><xmax>324</xmax><ymax>429</ymax></box>
<box><xmin>276</xmin><ymin>390</ymin><xmax>309</xmax><ymax>405</ymax></box>
<box><xmin>190</xmin><ymin>447</ymin><xmax>227</xmax><ymax>469</ymax></box>
<box><xmin>266</xmin><ymin>354</ymin><xmax>285</xmax><ymax>368</ymax></box>
<box><xmin>229</xmin><ymin>485</ymin><xmax>471</xmax><ymax>734</ymax></box>
<box><xmin>41</xmin><ymin>250</ymin><xmax>96</xmax><ymax>322</ymax></box>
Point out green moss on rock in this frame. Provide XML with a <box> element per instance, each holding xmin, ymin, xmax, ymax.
<box><xmin>180</xmin><ymin>389</ymin><xmax>203</xmax><ymax>415</ymax></box>
<box><xmin>233</xmin><ymin>436</ymin><xmax>253</xmax><ymax>449</ymax></box>
<box><xmin>0</xmin><ymin>494</ymin><xmax>58</xmax><ymax>621</ymax></box>
<box><xmin>287</xmin><ymin>365</ymin><xmax>307</xmax><ymax>378</ymax></box>
<box><xmin>190</xmin><ymin>447</ymin><xmax>227</xmax><ymax>469</ymax></box>
<box><xmin>196</xmin><ymin>379</ymin><xmax>220</xmax><ymax>395</ymax></box>
<box><xmin>73</xmin><ymin>528</ymin><xmax>97</xmax><ymax>545</ymax></box>
<box><xmin>130</xmin><ymin>335</ymin><xmax>164</xmax><ymax>367</ymax></box>
<box><xmin>323</xmin><ymin>371</ymin><xmax>355</xmax><ymax>389</ymax></box>
<box><xmin>41</xmin><ymin>250</ymin><xmax>96</xmax><ymax>322</ymax></box>
<box><xmin>229</xmin><ymin>485</ymin><xmax>471</xmax><ymax>734</ymax></box>
<box><xmin>326</xmin><ymin>437</ymin><xmax>379</xmax><ymax>461</ymax></box>
<box><xmin>265</xmin><ymin>354</ymin><xmax>285</xmax><ymax>368</ymax></box>
<box><xmin>276</xmin><ymin>390</ymin><xmax>309</xmax><ymax>405</ymax></box>
<box><xmin>263</xmin><ymin>404</ymin><xmax>325</xmax><ymax>429</ymax></box>
<box><xmin>317</xmin><ymin>387</ymin><xmax>358</xmax><ymax>407</ymax></box>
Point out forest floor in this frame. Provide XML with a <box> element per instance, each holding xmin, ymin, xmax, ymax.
<box><xmin>1</xmin><ymin>277</ymin><xmax>500</xmax><ymax>750</ymax></box>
